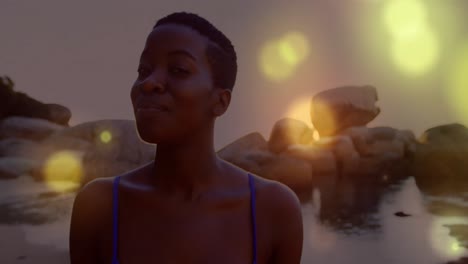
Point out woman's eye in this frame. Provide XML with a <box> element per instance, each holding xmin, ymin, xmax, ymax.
<box><xmin>169</xmin><ymin>66</ymin><xmax>190</xmax><ymax>75</ymax></box>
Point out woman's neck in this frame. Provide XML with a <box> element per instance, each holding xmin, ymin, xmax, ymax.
<box><xmin>150</xmin><ymin>126</ymin><xmax>223</xmax><ymax>201</ymax></box>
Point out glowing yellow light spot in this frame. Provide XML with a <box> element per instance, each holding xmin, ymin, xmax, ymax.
<box><xmin>280</xmin><ymin>97</ymin><xmax>316</xmax><ymax>145</ymax></box>
<box><xmin>313</xmin><ymin>130</ymin><xmax>320</xmax><ymax>141</ymax></box>
<box><xmin>429</xmin><ymin>218</ymin><xmax>467</xmax><ymax>259</ymax></box>
<box><xmin>43</xmin><ymin>151</ymin><xmax>83</xmax><ymax>192</ymax></box>
<box><xmin>391</xmin><ymin>29</ymin><xmax>439</xmax><ymax>76</ymax></box>
<box><xmin>259</xmin><ymin>31</ymin><xmax>310</xmax><ymax>82</ymax></box>
<box><xmin>100</xmin><ymin>130</ymin><xmax>112</xmax><ymax>143</ymax></box>
<box><xmin>284</xmin><ymin>97</ymin><xmax>313</xmax><ymax>126</ymax></box>
<box><xmin>278</xmin><ymin>32</ymin><xmax>310</xmax><ymax>66</ymax></box>
<box><xmin>447</xmin><ymin>43</ymin><xmax>468</xmax><ymax>124</ymax></box>
<box><xmin>451</xmin><ymin>241</ymin><xmax>462</xmax><ymax>253</ymax></box>
<box><xmin>383</xmin><ymin>0</ymin><xmax>428</xmax><ymax>39</ymax></box>
<box><xmin>260</xmin><ymin>40</ymin><xmax>295</xmax><ymax>82</ymax></box>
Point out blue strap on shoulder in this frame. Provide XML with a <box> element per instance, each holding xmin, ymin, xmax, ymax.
<box><xmin>248</xmin><ymin>173</ymin><xmax>258</xmax><ymax>264</ymax></box>
<box><xmin>112</xmin><ymin>176</ymin><xmax>121</xmax><ymax>264</ymax></box>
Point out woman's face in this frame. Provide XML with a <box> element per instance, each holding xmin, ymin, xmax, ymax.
<box><xmin>131</xmin><ymin>24</ymin><xmax>217</xmax><ymax>144</ymax></box>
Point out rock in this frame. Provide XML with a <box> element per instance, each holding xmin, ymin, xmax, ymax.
<box><xmin>447</xmin><ymin>257</ymin><xmax>468</xmax><ymax>264</ymax></box>
<box><xmin>362</xmin><ymin>139</ymin><xmax>405</xmax><ymax>158</ymax></box>
<box><xmin>343</xmin><ymin>126</ymin><xmax>417</xmax><ymax>158</ymax></box>
<box><xmin>218</xmin><ymin>140</ymin><xmax>312</xmax><ymax>195</ymax></box>
<box><xmin>40</xmin><ymin>134</ymin><xmax>92</xmax><ymax>153</ymax></box>
<box><xmin>0</xmin><ymin>116</ymin><xmax>65</xmax><ymax>141</ymax></box>
<box><xmin>285</xmin><ymin>144</ymin><xmax>337</xmax><ymax>175</ymax></box>
<box><xmin>356</xmin><ymin>155</ymin><xmax>402</xmax><ymax>176</ymax></box>
<box><xmin>45</xmin><ymin>103</ymin><xmax>71</xmax><ymax>126</ymax></box>
<box><xmin>394</xmin><ymin>211</ymin><xmax>411</xmax><ymax>217</ymax></box>
<box><xmin>395</xmin><ymin>129</ymin><xmax>418</xmax><ymax>156</ymax></box>
<box><xmin>412</xmin><ymin>124</ymin><xmax>468</xmax><ymax>195</ymax></box>
<box><xmin>419</xmin><ymin>123</ymin><xmax>468</xmax><ymax>144</ymax></box>
<box><xmin>342</xmin><ymin>126</ymin><xmax>373</xmax><ymax>154</ymax></box>
<box><xmin>314</xmin><ymin>135</ymin><xmax>360</xmax><ymax>176</ymax></box>
<box><xmin>0</xmin><ymin>157</ymin><xmax>39</xmax><ymax>180</ymax></box>
<box><xmin>217</xmin><ymin>132</ymin><xmax>268</xmax><ymax>162</ymax></box>
<box><xmin>368</xmin><ymin>126</ymin><xmax>397</xmax><ymax>141</ymax></box>
<box><xmin>268</xmin><ymin>118</ymin><xmax>314</xmax><ymax>154</ymax></box>
<box><xmin>311</xmin><ymin>85</ymin><xmax>380</xmax><ymax>137</ymax></box>
<box><xmin>260</xmin><ymin>153</ymin><xmax>314</xmax><ymax>194</ymax></box>
<box><xmin>0</xmin><ymin>138</ymin><xmax>38</xmax><ymax>158</ymax></box>
<box><xmin>0</xmin><ymin>76</ymin><xmax>71</xmax><ymax>125</ymax></box>
<box><xmin>57</xmin><ymin>120</ymin><xmax>156</xmax><ymax>185</ymax></box>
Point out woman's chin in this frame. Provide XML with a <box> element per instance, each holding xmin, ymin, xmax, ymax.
<box><xmin>135</xmin><ymin>127</ymin><xmax>167</xmax><ymax>144</ymax></box>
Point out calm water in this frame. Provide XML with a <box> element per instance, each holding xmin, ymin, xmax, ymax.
<box><xmin>1</xmin><ymin>176</ymin><xmax>467</xmax><ymax>264</ymax></box>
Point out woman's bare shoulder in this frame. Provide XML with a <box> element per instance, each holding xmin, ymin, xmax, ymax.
<box><xmin>249</xmin><ymin>174</ymin><xmax>301</xmax><ymax>215</ymax></box>
<box><xmin>248</xmin><ymin>174</ymin><xmax>303</xmax><ymax>263</ymax></box>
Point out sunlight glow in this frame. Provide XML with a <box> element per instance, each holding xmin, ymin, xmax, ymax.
<box><xmin>447</xmin><ymin>43</ymin><xmax>468</xmax><ymax>124</ymax></box>
<box><xmin>278</xmin><ymin>32</ymin><xmax>310</xmax><ymax>66</ymax></box>
<box><xmin>43</xmin><ymin>151</ymin><xmax>83</xmax><ymax>192</ymax></box>
<box><xmin>259</xmin><ymin>31</ymin><xmax>310</xmax><ymax>82</ymax></box>
<box><xmin>391</xmin><ymin>29</ymin><xmax>439</xmax><ymax>76</ymax></box>
<box><xmin>383</xmin><ymin>0</ymin><xmax>428</xmax><ymax>39</ymax></box>
<box><xmin>313</xmin><ymin>130</ymin><xmax>321</xmax><ymax>141</ymax></box>
<box><xmin>382</xmin><ymin>0</ymin><xmax>440</xmax><ymax>76</ymax></box>
<box><xmin>284</xmin><ymin>97</ymin><xmax>313</xmax><ymax>127</ymax></box>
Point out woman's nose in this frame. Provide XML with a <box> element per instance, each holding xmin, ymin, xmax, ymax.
<box><xmin>140</xmin><ymin>72</ymin><xmax>166</xmax><ymax>93</ymax></box>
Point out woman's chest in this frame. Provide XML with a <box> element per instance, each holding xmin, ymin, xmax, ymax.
<box><xmin>99</xmin><ymin>193</ymin><xmax>272</xmax><ymax>263</ymax></box>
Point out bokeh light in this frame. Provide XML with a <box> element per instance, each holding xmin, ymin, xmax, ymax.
<box><xmin>100</xmin><ymin>130</ymin><xmax>112</xmax><ymax>144</ymax></box>
<box><xmin>429</xmin><ymin>218</ymin><xmax>467</xmax><ymax>259</ymax></box>
<box><xmin>42</xmin><ymin>150</ymin><xmax>83</xmax><ymax>192</ymax></box>
<box><xmin>313</xmin><ymin>130</ymin><xmax>320</xmax><ymax>141</ymax></box>
<box><xmin>383</xmin><ymin>0</ymin><xmax>428</xmax><ymax>39</ymax></box>
<box><xmin>280</xmin><ymin>97</ymin><xmax>316</xmax><ymax>144</ymax></box>
<box><xmin>380</xmin><ymin>0</ymin><xmax>441</xmax><ymax>76</ymax></box>
<box><xmin>259</xmin><ymin>31</ymin><xmax>310</xmax><ymax>82</ymax></box>
<box><xmin>390</xmin><ymin>29</ymin><xmax>439</xmax><ymax>76</ymax></box>
<box><xmin>278</xmin><ymin>31</ymin><xmax>310</xmax><ymax>66</ymax></box>
<box><xmin>447</xmin><ymin>43</ymin><xmax>468</xmax><ymax>124</ymax></box>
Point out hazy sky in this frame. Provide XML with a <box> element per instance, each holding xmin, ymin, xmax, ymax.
<box><xmin>1</xmin><ymin>0</ymin><xmax>467</xmax><ymax>150</ymax></box>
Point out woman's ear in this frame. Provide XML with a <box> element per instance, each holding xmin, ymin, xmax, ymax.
<box><xmin>211</xmin><ymin>88</ymin><xmax>231</xmax><ymax>117</ymax></box>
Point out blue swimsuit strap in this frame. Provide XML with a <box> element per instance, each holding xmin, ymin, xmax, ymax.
<box><xmin>112</xmin><ymin>176</ymin><xmax>121</xmax><ymax>264</ymax></box>
<box><xmin>248</xmin><ymin>173</ymin><xmax>258</xmax><ymax>264</ymax></box>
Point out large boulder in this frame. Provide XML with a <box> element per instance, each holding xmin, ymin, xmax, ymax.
<box><xmin>219</xmin><ymin>143</ymin><xmax>313</xmax><ymax>196</ymax></box>
<box><xmin>311</xmin><ymin>85</ymin><xmax>380</xmax><ymax>137</ymax></box>
<box><xmin>284</xmin><ymin>144</ymin><xmax>337</xmax><ymax>175</ymax></box>
<box><xmin>257</xmin><ymin>152</ymin><xmax>313</xmax><ymax>195</ymax></box>
<box><xmin>0</xmin><ymin>138</ymin><xmax>38</xmax><ymax>158</ymax></box>
<box><xmin>217</xmin><ymin>132</ymin><xmax>268</xmax><ymax>163</ymax></box>
<box><xmin>0</xmin><ymin>76</ymin><xmax>71</xmax><ymax>125</ymax></box>
<box><xmin>314</xmin><ymin>135</ymin><xmax>360</xmax><ymax>176</ymax></box>
<box><xmin>268</xmin><ymin>118</ymin><xmax>314</xmax><ymax>154</ymax></box>
<box><xmin>0</xmin><ymin>116</ymin><xmax>65</xmax><ymax>141</ymax></box>
<box><xmin>45</xmin><ymin>103</ymin><xmax>72</xmax><ymax>126</ymax></box>
<box><xmin>343</xmin><ymin>126</ymin><xmax>417</xmax><ymax>159</ymax></box>
<box><xmin>412</xmin><ymin>124</ymin><xmax>468</xmax><ymax>195</ymax></box>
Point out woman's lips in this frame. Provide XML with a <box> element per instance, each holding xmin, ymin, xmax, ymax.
<box><xmin>136</xmin><ymin>104</ymin><xmax>169</xmax><ymax>113</ymax></box>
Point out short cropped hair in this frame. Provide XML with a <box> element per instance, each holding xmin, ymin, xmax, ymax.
<box><xmin>154</xmin><ymin>12</ymin><xmax>237</xmax><ymax>91</ymax></box>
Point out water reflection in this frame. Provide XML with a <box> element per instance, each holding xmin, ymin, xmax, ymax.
<box><xmin>301</xmin><ymin>177</ymin><xmax>468</xmax><ymax>264</ymax></box>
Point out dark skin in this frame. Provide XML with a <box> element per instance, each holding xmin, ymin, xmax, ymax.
<box><xmin>69</xmin><ymin>24</ymin><xmax>303</xmax><ymax>264</ymax></box>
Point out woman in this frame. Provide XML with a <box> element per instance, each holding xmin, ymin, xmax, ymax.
<box><xmin>69</xmin><ymin>12</ymin><xmax>303</xmax><ymax>264</ymax></box>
